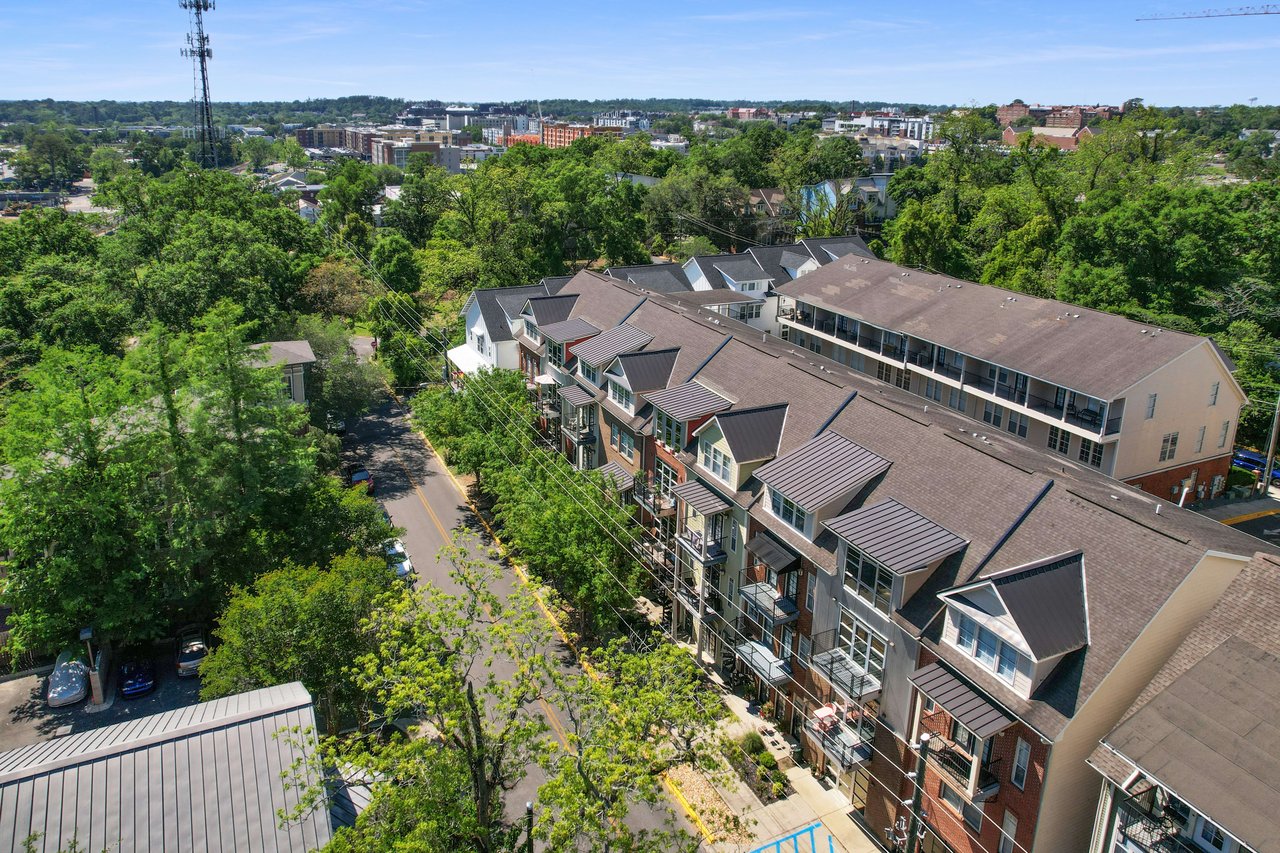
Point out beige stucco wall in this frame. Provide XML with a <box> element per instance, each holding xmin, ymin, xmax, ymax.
<box><xmin>1111</xmin><ymin>342</ymin><xmax>1245</xmax><ymax>481</ymax></box>
<box><xmin>1031</xmin><ymin>550</ymin><xmax>1250</xmax><ymax>852</ymax></box>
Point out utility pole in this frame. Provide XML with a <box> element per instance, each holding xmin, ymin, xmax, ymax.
<box><xmin>1261</xmin><ymin>391</ymin><xmax>1280</xmax><ymax>498</ymax></box>
<box><xmin>903</xmin><ymin>733</ymin><xmax>931</xmax><ymax>853</ymax></box>
<box><xmin>525</xmin><ymin>801</ymin><xmax>534</xmax><ymax>853</ymax></box>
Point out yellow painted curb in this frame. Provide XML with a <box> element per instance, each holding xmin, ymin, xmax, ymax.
<box><xmin>663</xmin><ymin>774</ymin><xmax>717</xmax><ymax>845</ymax></box>
<box><xmin>1220</xmin><ymin>507</ymin><xmax>1280</xmax><ymax>525</ymax></box>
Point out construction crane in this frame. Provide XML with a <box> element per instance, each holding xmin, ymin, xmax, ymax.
<box><xmin>1137</xmin><ymin>4</ymin><xmax>1279</xmax><ymax>19</ymax></box>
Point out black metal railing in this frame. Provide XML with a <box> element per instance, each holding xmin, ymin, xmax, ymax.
<box><xmin>678</xmin><ymin>528</ymin><xmax>725</xmax><ymax>561</ymax></box>
<box><xmin>809</xmin><ymin>629</ymin><xmax>878</xmax><ymax>703</ymax></box>
<box><xmin>633</xmin><ymin>475</ymin><xmax>676</xmax><ymax>516</ymax></box>
<box><xmin>804</xmin><ymin>715</ymin><xmax>869</xmax><ymax>771</ymax></box>
<box><xmin>935</xmin><ymin>361</ymin><xmax>963</xmax><ymax>381</ymax></box>
<box><xmin>1115</xmin><ymin>802</ymin><xmax>1200</xmax><ymax>852</ymax></box>
<box><xmin>961</xmin><ymin>370</ymin><xmax>996</xmax><ymax>394</ymax></box>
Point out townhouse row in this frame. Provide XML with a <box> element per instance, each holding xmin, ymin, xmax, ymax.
<box><xmin>447</xmin><ymin>250</ymin><xmax>1273</xmax><ymax>853</ymax></box>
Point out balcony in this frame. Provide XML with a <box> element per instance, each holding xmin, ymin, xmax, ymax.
<box><xmin>633</xmin><ymin>475</ymin><xmax>677</xmax><ymax>517</ymax></box>
<box><xmin>734</xmin><ymin>640</ymin><xmax>791</xmax><ymax>687</ymax></box>
<box><xmin>804</xmin><ymin>707</ymin><xmax>872</xmax><ymax>771</ymax></box>
<box><xmin>810</xmin><ymin>629</ymin><xmax>881</xmax><ymax>703</ymax></box>
<box><xmin>930</xmin><ymin>743</ymin><xmax>1001</xmax><ymax>802</ymax></box>
<box><xmin>677</xmin><ymin>528</ymin><xmax>726</xmax><ymax>563</ymax></box>
<box><xmin>560</xmin><ymin>419</ymin><xmax>595</xmax><ymax>443</ymax></box>
<box><xmin>739</xmin><ymin>582</ymin><xmax>798</xmax><ymax>627</ymax></box>
<box><xmin>1114</xmin><ymin>800</ymin><xmax>1201</xmax><ymax>853</ymax></box>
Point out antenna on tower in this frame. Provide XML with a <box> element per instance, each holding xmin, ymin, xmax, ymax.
<box><xmin>180</xmin><ymin>0</ymin><xmax>218</xmax><ymax>168</ymax></box>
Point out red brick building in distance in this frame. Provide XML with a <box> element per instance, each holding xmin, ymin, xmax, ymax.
<box><xmin>540</xmin><ymin>122</ymin><xmax>624</xmax><ymax>149</ymax></box>
<box><xmin>1002</xmin><ymin>124</ymin><xmax>1096</xmax><ymax>151</ymax></box>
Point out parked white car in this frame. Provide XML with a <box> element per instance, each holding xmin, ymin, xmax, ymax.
<box><xmin>47</xmin><ymin>649</ymin><xmax>89</xmax><ymax>708</ymax></box>
<box><xmin>383</xmin><ymin>538</ymin><xmax>414</xmax><ymax>583</ymax></box>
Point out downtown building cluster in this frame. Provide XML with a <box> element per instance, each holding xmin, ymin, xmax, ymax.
<box><xmin>448</xmin><ymin>245</ymin><xmax>1276</xmax><ymax>853</ymax></box>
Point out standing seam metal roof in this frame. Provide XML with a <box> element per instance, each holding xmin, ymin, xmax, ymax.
<box><xmin>671</xmin><ymin>479</ymin><xmax>732</xmax><ymax>515</ymax></box>
<box><xmin>0</xmin><ymin>683</ymin><xmax>330</xmax><ymax>853</ymax></box>
<box><xmin>571</xmin><ymin>323</ymin><xmax>652</xmax><ymax>367</ymax></box>
<box><xmin>557</xmin><ymin>384</ymin><xmax>596</xmax><ymax>407</ymax></box>
<box><xmin>644</xmin><ymin>381</ymin><xmax>732</xmax><ymax>421</ymax></box>
<box><xmin>523</xmin><ymin>294</ymin><xmax>578</xmax><ymax>325</ymax></box>
<box><xmin>825</xmin><ymin>498</ymin><xmax>969</xmax><ymax>574</ymax></box>
<box><xmin>753</xmin><ymin>431</ymin><xmax>890</xmax><ymax>509</ymax></box>
<box><xmin>612</xmin><ymin>348</ymin><xmax>680</xmax><ymax>394</ymax></box>
<box><xmin>985</xmin><ymin>553</ymin><xmax>1089</xmax><ymax>659</ymax></box>
<box><xmin>910</xmin><ymin>662</ymin><xmax>1013</xmax><ymax>739</ymax></box>
<box><xmin>541</xmin><ymin>317</ymin><xmax>601</xmax><ymax>343</ymax></box>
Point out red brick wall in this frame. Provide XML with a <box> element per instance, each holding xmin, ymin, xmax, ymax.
<box><xmin>1125</xmin><ymin>453</ymin><xmax>1232</xmax><ymax>502</ymax></box>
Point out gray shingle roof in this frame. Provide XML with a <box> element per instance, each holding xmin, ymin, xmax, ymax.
<box><xmin>644</xmin><ymin>381</ymin><xmax>732</xmax><ymax>421</ymax></box>
<box><xmin>778</xmin><ymin>250</ymin><xmax>812</xmax><ymax>271</ymax></box>
<box><xmin>540</xmin><ymin>317</ymin><xmax>601</xmax><ymax>343</ymax></box>
<box><xmin>825</xmin><ymin>499</ymin><xmax>968</xmax><ymax>574</ymax></box>
<box><xmin>711</xmin><ymin>403</ymin><xmax>789</xmax><ymax>464</ymax></box>
<box><xmin>713</xmin><ymin>256</ymin><xmax>773</xmax><ymax>285</ymax></box>
<box><xmin>605</xmin><ymin>264</ymin><xmax>693</xmax><ymax>293</ymax></box>
<box><xmin>0</xmin><ymin>683</ymin><xmax>331</xmax><ymax>853</ymax></box>
<box><xmin>250</xmin><ymin>340</ymin><xmax>316</xmax><ymax>367</ymax></box>
<box><xmin>798</xmin><ymin>235</ymin><xmax>875</xmax><ymax>262</ymax></box>
<box><xmin>524</xmin><ymin>294</ymin><xmax>578</xmax><ymax>325</ymax></box>
<box><xmin>571</xmin><ymin>323</ymin><xmax>652</xmax><ymax>368</ymax></box>
<box><xmin>671</xmin><ymin>478</ymin><xmax>731</xmax><ymax>515</ymax></box>
<box><xmin>613</xmin><ymin>348</ymin><xmax>680</xmax><ymax>394</ymax></box>
<box><xmin>470</xmin><ymin>284</ymin><xmax>549</xmax><ymax>343</ymax></box>
<box><xmin>775</xmin><ymin>255</ymin><xmax>1214</xmax><ymax>401</ymax></box>
<box><xmin>754</xmin><ymin>431</ymin><xmax>890</xmax><ymax>510</ymax></box>
<box><xmin>911</xmin><ymin>662</ymin><xmax>1014</xmax><ymax>739</ymax></box>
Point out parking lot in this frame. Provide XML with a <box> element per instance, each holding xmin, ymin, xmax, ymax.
<box><xmin>0</xmin><ymin>647</ymin><xmax>203</xmax><ymax>752</ymax></box>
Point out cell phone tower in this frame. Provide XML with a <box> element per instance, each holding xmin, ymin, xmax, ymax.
<box><xmin>180</xmin><ymin>0</ymin><xmax>218</xmax><ymax>168</ymax></box>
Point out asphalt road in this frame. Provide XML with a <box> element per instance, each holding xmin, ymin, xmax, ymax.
<box><xmin>346</xmin><ymin>397</ymin><xmax>692</xmax><ymax>844</ymax></box>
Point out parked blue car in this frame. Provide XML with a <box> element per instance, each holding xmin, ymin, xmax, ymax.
<box><xmin>1233</xmin><ymin>449</ymin><xmax>1280</xmax><ymax>484</ymax></box>
<box><xmin>118</xmin><ymin>657</ymin><xmax>157</xmax><ymax>699</ymax></box>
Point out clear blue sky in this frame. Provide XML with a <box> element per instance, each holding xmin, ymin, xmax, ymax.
<box><xmin>2</xmin><ymin>0</ymin><xmax>1277</xmax><ymax>106</ymax></box>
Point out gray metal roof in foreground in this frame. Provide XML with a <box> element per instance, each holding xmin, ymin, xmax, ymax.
<box><xmin>712</xmin><ymin>403</ymin><xmax>789</xmax><ymax>464</ymax></box>
<box><xmin>0</xmin><ymin>682</ymin><xmax>331</xmax><ymax>853</ymax></box>
<box><xmin>825</xmin><ymin>498</ymin><xmax>968</xmax><ymax>574</ymax></box>
<box><xmin>571</xmin><ymin>323</ymin><xmax>652</xmax><ymax>367</ymax></box>
<box><xmin>754</xmin><ymin>431</ymin><xmax>890</xmax><ymax>509</ymax></box>
<box><xmin>910</xmin><ymin>663</ymin><xmax>1013</xmax><ymax>739</ymax></box>
<box><xmin>644</xmin><ymin>381</ymin><xmax>731</xmax><ymax>421</ymax></box>
<box><xmin>671</xmin><ymin>478</ymin><xmax>731</xmax><ymax>516</ymax></box>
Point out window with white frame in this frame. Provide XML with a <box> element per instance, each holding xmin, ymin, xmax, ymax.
<box><xmin>1011</xmin><ymin>738</ymin><xmax>1031</xmax><ymax>790</ymax></box>
<box><xmin>1047</xmin><ymin>425</ymin><xmax>1070</xmax><ymax>455</ymax></box>
<box><xmin>619</xmin><ymin>431</ymin><xmax>635</xmax><ymax>460</ymax></box>
<box><xmin>1219</xmin><ymin>420</ymin><xmax>1230</xmax><ymax>448</ymax></box>
<box><xmin>475</xmin><ymin>333</ymin><xmax>486</xmax><ymax>354</ymax></box>
<box><xmin>843</xmin><ymin>548</ymin><xmax>892</xmax><ymax>615</ymax></box>
<box><xmin>952</xmin><ymin>611</ymin><xmax>1027</xmax><ymax>685</ymax></box>
<box><xmin>732</xmin><ymin>303</ymin><xmax>762</xmax><ymax>321</ymax></box>
<box><xmin>983</xmin><ymin>401</ymin><xmax>1004</xmax><ymax>428</ymax></box>
<box><xmin>838</xmin><ymin>609</ymin><xmax>886</xmax><ymax>680</ymax></box>
<box><xmin>1078</xmin><ymin>437</ymin><xmax>1103</xmax><ymax>468</ymax></box>
<box><xmin>1195</xmin><ymin>425</ymin><xmax>1206</xmax><ymax>453</ymax></box>
<box><xmin>547</xmin><ymin>340</ymin><xmax>565</xmax><ymax>368</ymax></box>
<box><xmin>1006</xmin><ymin>411</ymin><xmax>1029</xmax><ymax>438</ymax></box>
<box><xmin>610</xmin><ymin>423</ymin><xmax>619</xmax><ymax>449</ymax></box>
<box><xmin>998</xmin><ymin>811</ymin><xmax>1018</xmax><ymax>853</ymax></box>
<box><xmin>948</xmin><ymin>387</ymin><xmax>967</xmax><ymax>413</ymax></box>
<box><xmin>805</xmin><ymin>573</ymin><xmax>815</xmax><ymax>612</ymax></box>
<box><xmin>655</xmin><ymin>459</ymin><xmax>677</xmax><ymax>496</ymax></box>
<box><xmin>770</xmin><ymin>489</ymin><xmax>807</xmax><ymax>532</ymax></box>
<box><xmin>1146</xmin><ymin>393</ymin><xmax>1158</xmax><ymax>419</ymax></box>
<box><xmin>581</xmin><ymin>363</ymin><xmax>599</xmax><ymax>385</ymax></box>
<box><xmin>655</xmin><ymin>411</ymin><xmax>682</xmax><ymax>449</ymax></box>
<box><xmin>526</xmin><ymin>322</ymin><xmax>541</xmax><ymax>342</ymax></box>
<box><xmin>1160</xmin><ymin>432</ymin><xmax>1178</xmax><ymax>462</ymax></box>
<box><xmin>700</xmin><ymin>440</ymin><xmax>731</xmax><ymax>481</ymax></box>
<box><xmin>923</xmin><ymin>378</ymin><xmax>943</xmax><ymax>402</ymax></box>
<box><xmin>940</xmin><ymin>782</ymin><xmax>983</xmax><ymax>831</ymax></box>
<box><xmin>608</xmin><ymin>380</ymin><xmax>633</xmax><ymax>412</ymax></box>
<box><xmin>1209</xmin><ymin>381</ymin><xmax>1220</xmax><ymax>406</ymax></box>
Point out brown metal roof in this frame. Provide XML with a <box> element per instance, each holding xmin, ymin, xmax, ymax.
<box><xmin>754</xmin><ymin>431</ymin><xmax>890</xmax><ymax>510</ymax></box>
<box><xmin>911</xmin><ymin>662</ymin><xmax>1013</xmax><ymax>739</ymax></box>
<box><xmin>557</xmin><ymin>384</ymin><xmax>595</xmax><ymax>408</ymax></box>
<box><xmin>541</xmin><ymin>317</ymin><xmax>601</xmax><ymax>343</ymax></box>
<box><xmin>826</xmin><ymin>499</ymin><xmax>968</xmax><ymax>574</ymax></box>
<box><xmin>745</xmin><ymin>532</ymin><xmax>799</xmax><ymax>573</ymax></box>
<box><xmin>571</xmin><ymin>323</ymin><xmax>652</xmax><ymax>367</ymax></box>
<box><xmin>712</xmin><ymin>403</ymin><xmax>789</xmax><ymax>464</ymax></box>
<box><xmin>644</xmin><ymin>381</ymin><xmax>732</xmax><ymax>421</ymax></box>
<box><xmin>524</xmin><ymin>294</ymin><xmax>577</xmax><ymax>325</ymax></box>
<box><xmin>952</xmin><ymin>552</ymin><xmax>1089</xmax><ymax>660</ymax></box>
<box><xmin>671</xmin><ymin>478</ymin><xmax>731</xmax><ymax>515</ymax></box>
<box><xmin>776</xmin><ymin>255</ymin><xmax>1212</xmax><ymax>400</ymax></box>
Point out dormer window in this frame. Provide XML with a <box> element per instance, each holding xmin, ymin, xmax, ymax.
<box><xmin>527</xmin><ymin>322</ymin><xmax>541</xmax><ymax>342</ymax></box>
<box><xmin>952</xmin><ymin>612</ymin><xmax>1027</xmax><ymax>686</ymax></box>
<box><xmin>769</xmin><ymin>489</ymin><xmax>807</xmax><ymax>533</ymax></box>
<box><xmin>608</xmin><ymin>380</ymin><xmax>633</xmax><ymax>412</ymax></box>
<box><xmin>843</xmin><ymin>548</ymin><xmax>892</xmax><ymax>615</ymax></box>
<box><xmin>700</xmin><ymin>440</ymin><xmax>731</xmax><ymax>481</ymax></box>
<box><xmin>581</xmin><ymin>363</ymin><xmax>599</xmax><ymax>385</ymax></box>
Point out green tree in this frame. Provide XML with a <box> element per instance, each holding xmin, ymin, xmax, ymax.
<box><xmin>370</xmin><ymin>232</ymin><xmax>423</xmax><ymax>293</ymax></box>
<box><xmin>235</xmin><ymin>136</ymin><xmax>276</xmax><ymax>171</ymax></box>
<box><xmin>200</xmin><ymin>554</ymin><xmax>403</xmax><ymax>734</ymax></box>
<box><xmin>320</xmin><ymin>159</ymin><xmax>381</xmax><ymax>230</ymax></box>
<box><xmin>298</xmin><ymin>259</ymin><xmax>380</xmax><ymax>320</ymax></box>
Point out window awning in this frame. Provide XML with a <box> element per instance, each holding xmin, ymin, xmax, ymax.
<box><xmin>739</xmin><ymin>582</ymin><xmax>798</xmax><ymax>625</ymax></box>
<box><xmin>595</xmin><ymin>461</ymin><xmax>634</xmax><ymax>493</ymax></box>
<box><xmin>746</xmin><ymin>532</ymin><xmax>799</xmax><ymax>573</ymax></box>
<box><xmin>446</xmin><ymin>344</ymin><xmax>486</xmax><ymax>376</ymax></box>
<box><xmin>910</xmin><ymin>662</ymin><xmax>1013</xmax><ymax>739</ymax></box>
<box><xmin>671</xmin><ymin>479</ymin><xmax>731</xmax><ymax>516</ymax></box>
<box><xmin>557</xmin><ymin>384</ymin><xmax>595</xmax><ymax>408</ymax></box>
<box><xmin>735</xmin><ymin>641</ymin><xmax>791</xmax><ymax>687</ymax></box>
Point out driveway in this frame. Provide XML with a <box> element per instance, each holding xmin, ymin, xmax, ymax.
<box><xmin>0</xmin><ymin>649</ymin><xmax>203</xmax><ymax>753</ymax></box>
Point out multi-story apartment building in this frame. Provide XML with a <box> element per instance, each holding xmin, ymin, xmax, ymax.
<box><xmin>540</xmin><ymin>122</ymin><xmax>624</xmax><ymax>149</ymax></box>
<box><xmin>1086</xmin><ymin>552</ymin><xmax>1280</xmax><ymax>853</ymax></box>
<box><xmin>452</xmin><ymin>253</ymin><xmax>1273</xmax><ymax>853</ymax></box>
<box><xmin>774</xmin><ymin>256</ymin><xmax>1245</xmax><ymax>499</ymax></box>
